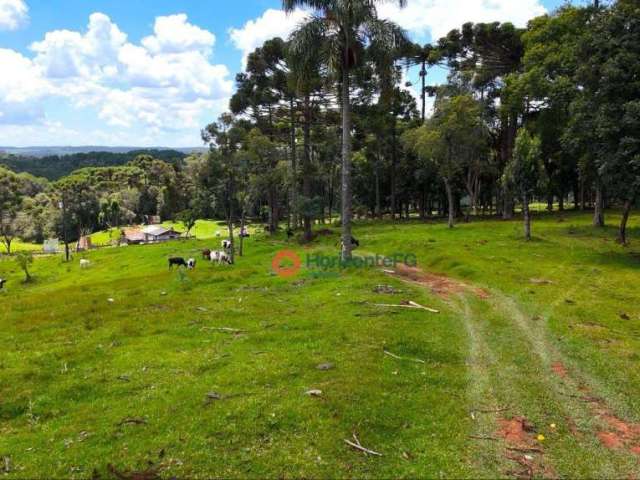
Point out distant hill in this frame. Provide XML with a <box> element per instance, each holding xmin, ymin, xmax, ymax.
<box><xmin>0</xmin><ymin>149</ymin><xmax>197</xmax><ymax>180</ymax></box>
<box><xmin>0</xmin><ymin>146</ymin><xmax>207</xmax><ymax>158</ymax></box>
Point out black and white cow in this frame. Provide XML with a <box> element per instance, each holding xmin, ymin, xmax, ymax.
<box><xmin>210</xmin><ymin>251</ymin><xmax>231</xmax><ymax>265</ymax></box>
<box><xmin>0</xmin><ymin>278</ymin><xmax>6</xmax><ymax>290</ymax></box>
<box><xmin>222</xmin><ymin>240</ymin><xmax>232</xmax><ymax>250</ymax></box>
<box><xmin>168</xmin><ymin>257</ymin><xmax>188</xmax><ymax>269</ymax></box>
<box><xmin>187</xmin><ymin>258</ymin><xmax>196</xmax><ymax>270</ymax></box>
<box><xmin>341</xmin><ymin>236</ymin><xmax>360</xmax><ymax>249</ymax></box>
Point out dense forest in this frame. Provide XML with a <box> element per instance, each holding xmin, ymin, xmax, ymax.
<box><xmin>1</xmin><ymin>0</ymin><xmax>638</xmax><ymax>258</ymax></box>
<box><xmin>0</xmin><ymin>149</ymin><xmax>188</xmax><ymax>180</ymax></box>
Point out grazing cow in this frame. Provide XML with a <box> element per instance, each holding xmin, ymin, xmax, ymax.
<box><xmin>0</xmin><ymin>278</ymin><xmax>6</xmax><ymax>290</ymax></box>
<box><xmin>240</xmin><ymin>227</ymin><xmax>250</xmax><ymax>238</ymax></box>
<box><xmin>210</xmin><ymin>251</ymin><xmax>231</xmax><ymax>265</ymax></box>
<box><xmin>219</xmin><ymin>251</ymin><xmax>231</xmax><ymax>265</ymax></box>
<box><xmin>168</xmin><ymin>257</ymin><xmax>188</xmax><ymax>269</ymax></box>
<box><xmin>187</xmin><ymin>258</ymin><xmax>196</xmax><ymax>270</ymax></box>
<box><xmin>202</xmin><ymin>249</ymin><xmax>212</xmax><ymax>260</ymax></box>
<box><xmin>80</xmin><ymin>259</ymin><xmax>91</xmax><ymax>269</ymax></box>
<box><xmin>341</xmin><ymin>236</ymin><xmax>360</xmax><ymax>250</ymax></box>
<box><xmin>222</xmin><ymin>240</ymin><xmax>232</xmax><ymax>250</ymax></box>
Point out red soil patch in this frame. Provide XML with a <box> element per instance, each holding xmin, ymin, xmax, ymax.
<box><xmin>388</xmin><ymin>264</ymin><xmax>489</xmax><ymax>299</ymax></box>
<box><xmin>497</xmin><ymin>417</ymin><xmax>533</xmax><ymax>446</ymax></box>
<box><xmin>497</xmin><ymin>416</ymin><xmax>556</xmax><ymax>478</ymax></box>
<box><xmin>593</xmin><ymin>409</ymin><xmax>640</xmax><ymax>452</ymax></box>
<box><xmin>551</xmin><ymin>361</ymin><xmax>569</xmax><ymax>379</ymax></box>
<box><xmin>598</xmin><ymin>431</ymin><xmax>624</xmax><ymax>449</ymax></box>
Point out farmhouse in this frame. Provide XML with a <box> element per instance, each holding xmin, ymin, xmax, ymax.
<box><xmin>142</xmin><ymin>225</ymin><xmax>181</xmax><ymax>243</ymax></box>
<box><xmin>121</xmin><ymin>228</ymin><xmax>145</xmax><ymax>245</ymax></box>
<box><xmin>121</xmin><ymin>226</ymin><xmax>181</xmax><ymax>244</ymax></box>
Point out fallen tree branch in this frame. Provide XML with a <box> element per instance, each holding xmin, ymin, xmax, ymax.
<box><xmin>407</xmin><ymin>301</ymin><xmax>440</xmax><ymax>313</ymax></box>
<box><xmin>372</xmin><ymin>303</ymin><xmax>439</xmax><ymax>313</ymax></box>
<box><xmin>384</xmin><ymin>350</ymin><xmax>426</xmax><ymax>364</ymax></box>
<box><xmin>344</xmin><ymin>439</ymin><xmax>382</xmax><ymax>456</ymax></box>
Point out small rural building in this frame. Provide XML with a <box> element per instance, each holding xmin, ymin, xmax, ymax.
<box><xmin>142</xmin><ymin>225</ymin><xmax>181</xmax><ymax>243</ymax></box>
<box><xmin>76</xmin><ymin>236</ymin><xmax>93</xmax><ymax>252</ymax></box>
<box><xmin>121</xmin><ymin>228</ymin><xmax>146</xmax><ymax>245</ymax></box>
<box><xmin>43</xmin><ymin>238</ymin><xmax>59</xmax><ymax>254</ymax></box>
<box><xmin>120</xmin><ymin>226</ymin><xmax>181</xmax><ymax>245</ymax></box>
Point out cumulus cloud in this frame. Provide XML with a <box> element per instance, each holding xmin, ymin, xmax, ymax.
<box><xmin>0</xmin><ymin>12</ymin><xmax>232</xmax><ymax>145</ymax></box>
<box><xmin>31</xmin><ymin>13</ymin><xmax>127</xmax><ymax>79</ymax></box>
<box><xmin>0</xmin><ymin>0</ymin><xmax>28</xmax><ymax>31</ymax></box>
<box><xmin>142</xmin><ymin>14</ymin><xmax>215</xmax><ymax>55</ymax></box>
<box><xmin>229</xmin><ymin>8</ymin><xmax>308</xmax><ymax>67</ymax></box>
<box><xmin>378</xmin><ymin>0</ymin><xmax>547</xmax><ymax>42</ymax></box>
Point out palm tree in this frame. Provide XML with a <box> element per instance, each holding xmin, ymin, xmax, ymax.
<box><xmin>405</xmin><ymin>42</ymin><xmax>436</xmax><ymax>123</ymax></box>
<box><xmin>284</xmin><ymin>0</ymin><xmax>408</xmax><ymax>260</ymax></box>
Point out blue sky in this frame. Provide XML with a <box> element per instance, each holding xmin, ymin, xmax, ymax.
<box><xmin>0</xmin><ymin>0</ymin><xmax>568</xmax><ymax>147</ymax></box>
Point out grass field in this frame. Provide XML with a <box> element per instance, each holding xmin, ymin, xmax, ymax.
<box><xmin>1</xmin><ymin>211</ymin><xmax>639</xmax><ymax>478</ymax></box>
<box><xmin>0</xmin><ymin>240</ymin><xmax>42</xmax><ymax>254</ymax></box>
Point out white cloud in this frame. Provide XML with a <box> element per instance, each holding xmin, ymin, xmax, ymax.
<box><xmin>0</xmin><ymin>12</ymin><xmax>232</xmax><ymax>145</ymax></box>
<box><xmin>229</xmin><ymin>8</ymin><xmax>308</xmax><ymax>67</ymax></box>
<box><xmin>0</xmin><ymin>0</ymin><xmax>28</xmax><ymax>31</ymax></box>
<box><xmin>142</xmin><ymin>14</ymin><xmax>215</xmax><ymax>55</ymax></box>
<box><xmin>379</xmin><ymin>0</ymin><xmax>547</xmax><ymax>42</ymax></box>
<box><xmin>31</xmin><ymin>13</ymin><xmax>127</xmax><ymax>79</ymax></box>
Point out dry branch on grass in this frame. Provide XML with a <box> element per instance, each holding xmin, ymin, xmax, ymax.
<box><xmin>344</xmin><ymin>433</ymin><xmax>382</xmax><ymax>456</ymax></box>
<box><xmin>383</xmin><ymin>350</ymin><xmax>426</xmax><ymax>364</ymax></box>
<box><xmin>372</xmin><ymin>301</ymin><xmax>439</xmax><ymax>313</ymax></box>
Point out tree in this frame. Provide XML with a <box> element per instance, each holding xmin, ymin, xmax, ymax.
<box><xmin>437</xmin><ymin>21</ymin><xmax>525</xmax><ymax>219</ymax></box>
<box><xmin>507</xmin><ymin>6</ymin><xmax>589</xmax><ymax>215</ymax></box>
<box><xmin>0</xmin><ymin>166</ymin><xmax>23</xmax><ymax>254</ymax></box>
<box><xmin>15</xmin><ymin>251</ymin><xmax>34</xmax><ymax>282</ymax></box>
<box><xmin>504</xmin><ymin>129</ymin><xmax>543</xmax><ymax>240</ymax></box>
<box><xmin>177</xmin><ymin>209</ymin><xmax>198</xmax><ymax>238</ymax></box>
<box><xmin>403</xmin><ymin>94</ymin><xmax>487</xmax><ymax>228</ymax></box>
<box><xmin>202</xmin><ymin>114</ymin><xmax>251</xmax><ymax>264</ymax></box>
<box><xmin>285</xmin><ymin>0</ymin><xmax>408</xmax><ymax>259</ymax></box>
<box><xmin>570</xmin><ymin>0</ymin><xmax>640</xmax><ymax>243</ymax></box>
<box><xmin>404</xmin><ymin>43</ymin><xmax>437</xmax><ymax>123</ymax></box>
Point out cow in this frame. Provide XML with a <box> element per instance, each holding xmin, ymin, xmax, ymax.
<box><xmin>80</xmin><ymin>259</ymin><xmax>91</xmax><ymax>269</ymax></box>
<box><xmin>187</xmin><ymin>258</ymin><xmax>196</xmax><ymax>270</ymax></box>
<box><xmin>222</xmin><ymin>240</ymin><xmax>232</xmax><ymax>250</ymax></box>
<box><xmin>215</xmin><ymin>231</ymin><xmax>222</xmax><ymax>238</ymax></box>
<box><xmin>341</xmin><ymin>236</ymin><xmax>360</xmax><ymax>250</ymax></box>
<box><xmin>240</xmin><ymin>227</ymin><xmax>250</xmax><ymax>238</ymax></box>
<box><xmin>210</xmin><ymin>251</ymin><xmax>231</xmax><ymax>265</ymax></box>
<box><xmin>169</xmin><ymin>257</ymin><xmax>188</xmax><ymax>269</ymax></box>
<box><xmin>0</xmin><ymin>278</ymin><xmax>6</xmax><ymax>290</ymax></box>
<box><xmin>202</xmin><ymin>249</ymin><xmax>212</xmax><ymax>260</ymax></box>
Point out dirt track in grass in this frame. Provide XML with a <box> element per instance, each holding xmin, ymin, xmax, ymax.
<box><xmin>385</xmin><ymin>262</ymin><xmax>640</xmax><ymax>478</ymax></box>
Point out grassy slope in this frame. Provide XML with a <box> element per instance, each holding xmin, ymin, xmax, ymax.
<box><xmin>1</xmin><ymin>211</ymin><xmax>639</xmax><ymax>478</ymax></box>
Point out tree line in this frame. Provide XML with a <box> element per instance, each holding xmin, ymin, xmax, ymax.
<box><xmin>1</xmin><ymin>0</ymin><xmax>638</xmax><ymax>258</ymax></box>
<box><xmin>0</xmin><ymin>149</ymin><xmax>187</xmax><ymax>180</ymax></box>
